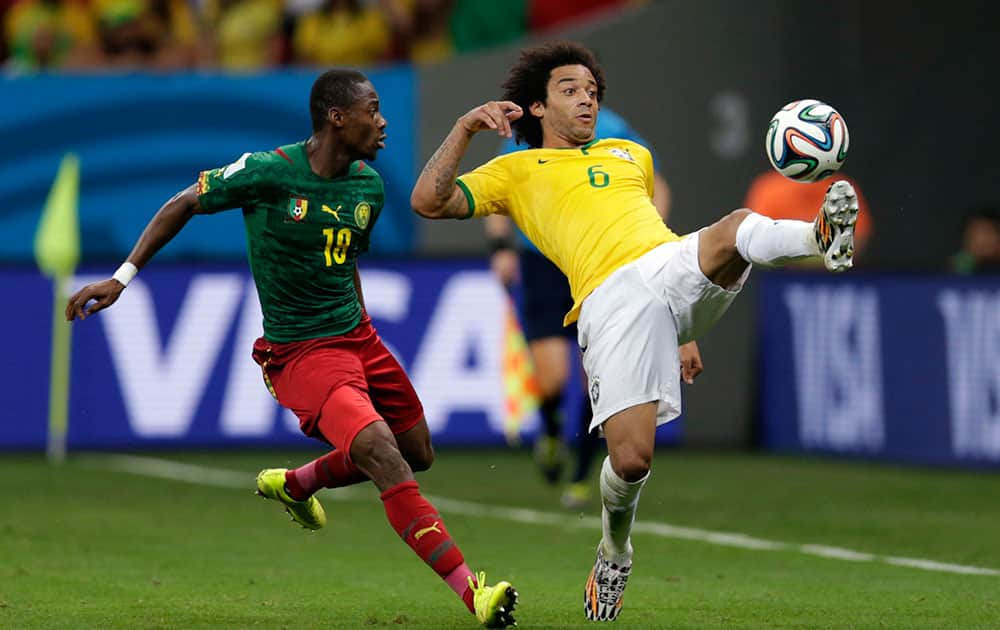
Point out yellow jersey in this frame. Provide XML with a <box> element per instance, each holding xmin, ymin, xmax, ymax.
<box><xmin>457</xmin><ymin>138</ymin><xmax>680</xmax><ymax>325</ymax></box>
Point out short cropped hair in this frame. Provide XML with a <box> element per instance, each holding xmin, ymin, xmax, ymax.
<box><xmin>310</xmin><ymin>69</ymin><xmax>370</xmax><ymax>132</ymax></box>
<box><xmin>501</xmin><ymin>41</ymin><xmax>606</xmax><ymax>148</ymax></box>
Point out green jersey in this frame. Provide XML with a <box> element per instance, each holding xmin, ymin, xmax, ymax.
<box><xmin>196</xmin><ymin>141</ymin><xmax>384</xmax><ymax>342</ymax></box>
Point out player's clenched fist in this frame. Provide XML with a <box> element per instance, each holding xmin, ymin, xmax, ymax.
<box><xmin>679</xmin><ymin>341</ymin><xmax>703</xmax><ymax>385</ymax></box>
<box><xmin>459</xmin><ymin>101</ymin><xmax>523</xmax><ymax>138</ymax></box>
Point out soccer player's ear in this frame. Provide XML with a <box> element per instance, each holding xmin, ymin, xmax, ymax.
<box><xmin>327</xmin><ymin>107</ymin><xmax>344</xmax><ymax>128</ymax></box>
<box><xmin>529</xmin><ymin>101</ymin><xmax>545</xmax><ymax>119</ymax></box>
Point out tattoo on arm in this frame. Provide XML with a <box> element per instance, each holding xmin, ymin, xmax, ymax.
<box><xmin>442</xmin><ymin>190</ymin><xmax>467</xmax><ymax>218</ymax></box>
<box><xmin>423</xmin><ymin>137</ymin><xmax>459</xmax><ymax>202</ymax></box>
<box><xmin>414</xmin><ymin>123</ymin><xmax>475</xmax><ymax>218</ymax></box>
<box><xmin>422</xmin><ymin>125</ymin><xmax>472</xmax><ymax>194</ymax></box>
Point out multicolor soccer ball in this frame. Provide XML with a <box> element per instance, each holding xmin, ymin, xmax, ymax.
<box><xmin>766</xmin><ymin>99</ymin><xmax>849</xmax><ymax>182</ymax></box>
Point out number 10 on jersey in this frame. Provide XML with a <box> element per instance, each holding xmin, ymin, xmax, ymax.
<box><xmin>323</xmin><ymin>228</ymin><xmax>352</xmax><ymax>266</ymax></box>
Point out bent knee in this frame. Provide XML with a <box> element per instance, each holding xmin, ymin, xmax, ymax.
<box><xmin>729</xmin><ymin>207</ymin><xmax>753</xmax><ymax>221</ymax></box>
<box><xmin>534</xmin><ymin>374</ymin><xmax>565</xmax><ymax>400</ymax></box>
<box><xmin>350</xmin><ymin>424</ymin><xmax>404</xmax><ymax>470</ymax></box>
<box><xmin>719</xmin><ymin>208</ymin><xmax>754</xmax><ymax>242</ymax></box>
<box><xmin>612</xmin><ymin>449</ymin><xmax>652</xmax><ymax>482</ymax></box>
<box><xmin>408</xmin><ymin>442</ymin><xmax>435</xmax><ymax>472</ymax></box>
<box><xmin>702</xmin><ymin>208</ymin><xmax>753</xmax><ymax>261</ymax></box>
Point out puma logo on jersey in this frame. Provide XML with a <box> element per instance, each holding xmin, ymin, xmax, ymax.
<box><xmin>322</xmin><ymin>204</ymin><xmax>342</xmax><ymax>220</ymax></box>
<box><xmin>413</xmin><ymin>521</ymin><xmax>442</xmax><ymax>540</ymax></box>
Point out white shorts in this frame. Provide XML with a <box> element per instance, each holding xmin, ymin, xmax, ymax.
<box><xmin>577</xmin><ymin>232</ymin><xmax>750</xmax><ymax>431</ymax></box>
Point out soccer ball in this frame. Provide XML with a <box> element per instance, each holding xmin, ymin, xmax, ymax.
<box><xmin>766</xmin><ymin>99</ymin><xmax>849</xmax><ymax>182</ymax></box>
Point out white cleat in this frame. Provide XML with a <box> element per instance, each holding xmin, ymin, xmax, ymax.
<box><xmin>584</xmin><ymin>543</ymin><xmax>631</xmax><ymax>622</ymax></box>
<box><xmin>814</xmin><ymin>180</ymin><xmax>859</xmax><ymax>272</ymax></box>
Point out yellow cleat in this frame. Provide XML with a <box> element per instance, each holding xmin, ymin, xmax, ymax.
<box><xmin>533</xmin><ymin>435</ymin><xmax>567</xmax><ymax>484</ymax></box>
<box><xmin>561</xmin><ymin>481</ymin><xmax>593</xmax><ymax>510</ymax></box>
<box><xmin>255</xmin><ymin>468</ymin><xmax>326</xmax><ymax>530</ymax></box>
<box><xmin>469</xmin><ymin>571</ymin><xmax>518</xmax><ymax>628</ymax></box>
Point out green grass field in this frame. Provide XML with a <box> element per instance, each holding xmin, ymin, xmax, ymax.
<box><xmin>1</xmin><ymin>448</ymin><xmax>998</xmax><ymax>629</ymax></box>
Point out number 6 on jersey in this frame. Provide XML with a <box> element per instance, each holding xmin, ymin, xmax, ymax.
<box><xmin>588</xmin><ymin>165</ymin><xmax>609</xmax><ymax>188</ymax></box>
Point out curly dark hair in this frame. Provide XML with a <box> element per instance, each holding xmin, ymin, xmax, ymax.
<box><xmin>501</xmin><ymin>41</ymin><xmax>606</xmax><ymax>149</ymax></box>
<box><xmin>310</xmin><ymin>68</ymin><xmax>370</xmax><ymax>132</ymax></box>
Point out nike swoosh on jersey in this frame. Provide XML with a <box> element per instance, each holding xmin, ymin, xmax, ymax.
<box><xmin>537</xmin><ymin>159</ymin><xmax>549</xmax><ymax>164</ymax></box>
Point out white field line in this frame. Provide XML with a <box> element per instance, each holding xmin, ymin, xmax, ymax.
<box><xmin>90</xmin><ymin>454</ymin><xmax>1000</xmax><ymax>577</ymax></box>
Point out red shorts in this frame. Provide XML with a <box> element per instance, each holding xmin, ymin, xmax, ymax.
<box><xmin>251</xmin><ymin>316</ymin><xmax>424</xmax><ymax>453</ymax></box>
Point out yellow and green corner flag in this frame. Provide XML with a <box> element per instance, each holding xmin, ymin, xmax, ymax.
<box><xmin>501</xmin><ymin>296</ymin><xmax>539</xmax><ymax>446</ymax></box>
<box><xmin>33</xmin><ymin>153</ymin><xmax>81</xmax><ymax>463</ymax></box>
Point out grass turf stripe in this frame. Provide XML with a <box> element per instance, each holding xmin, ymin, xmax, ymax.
<box><xmin>88</xmin><ymin>454</ymin><xmax>1000</xmax><ymax>578</ymax></box>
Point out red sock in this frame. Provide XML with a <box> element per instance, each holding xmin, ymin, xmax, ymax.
<box><xmin>450</xmin><ymin>566</ymin><xmax>477</xmax><ymax>613</ymax></box>
<box><xmin>382</xmin><ymin>480</ymin><xmax>476</xmax><ymax>613</ymax></box>
<box><xmin>284</xmin><ymin>450</ymin><xmax>368</xmax><ymax>500</ymax></box>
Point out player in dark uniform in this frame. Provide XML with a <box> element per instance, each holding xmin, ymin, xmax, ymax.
<box><xmin>65</xmin><ymin>68</ymin><xmax>518</xmax><ymax>629</ymax></box>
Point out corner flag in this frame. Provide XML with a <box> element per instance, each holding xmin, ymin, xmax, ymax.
<box><xmin>34</xmin><ymin>153</ymin><xmax>81</xmax><ymax>463</ymax></box>
<box><xmin>501</xmin><ymin>296</ymin><xmax>539</xmax><ymax>445</ymax></box>
<box><xmin>35</xmin><ymin>154</ymin><xmax>81</xmax><ymax>277</ymax></box>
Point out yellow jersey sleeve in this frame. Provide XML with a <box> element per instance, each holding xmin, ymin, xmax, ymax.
<box><xmin>638</xmin><ymin>143</ymin><xmax>655</xmax><ymax>199</ymax></box>
<box><xmin>456</xmin><ymin>157</ymin><xmax>512</xmax><ymax>219</ymax></box>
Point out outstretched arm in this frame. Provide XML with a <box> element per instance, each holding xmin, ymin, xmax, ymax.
<box><xmin>410</xmin><ymin>100</ymin><xmax>522</xmax><ymax>220</ymax></box>
<box><xmin>65</xmin><ymin>184</ymin><xmax>203</xmax><ymax>321</ymax></box>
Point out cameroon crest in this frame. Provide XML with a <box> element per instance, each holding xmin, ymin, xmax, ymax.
<box><xmin>288</xmin><ymin>197</ymin><xmax>309</xmax><ymax>222</ymax></box>
<box><xmin>354</xmin><ymin>201</ymin><xmax>371</xmax><ymax>229</ymax></box>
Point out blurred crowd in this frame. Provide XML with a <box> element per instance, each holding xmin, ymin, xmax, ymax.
<box><xmin>0</xmin><ymin>0</ymin><xmax>635</xmax><ymax>72</ymax></box>
<box><xmin>952</xmin><ymin>204</ymin><xmax>1000</xmax><ymax>274</ymax></box>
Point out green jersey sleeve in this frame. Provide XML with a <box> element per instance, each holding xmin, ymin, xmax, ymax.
<box><xmin>196</xmin><ymin>151</ymin><xmax>276</xmax><ymax>213</ymax></box>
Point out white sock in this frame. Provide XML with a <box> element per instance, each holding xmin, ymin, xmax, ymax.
<box><xmin>599</xmin><ymin>456</ymin><xmax>647</xmax><ymax>563</ymax></box>
<box><xmin>734</xmin><ymin>212</ymin><xmax>820</xmax><ymax>267</ymax></box>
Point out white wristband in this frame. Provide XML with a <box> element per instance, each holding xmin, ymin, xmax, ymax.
<box><xmin>112</xmin><ymin>262</ymin><xmax>138</xmax><ymax>287</ymax></box>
